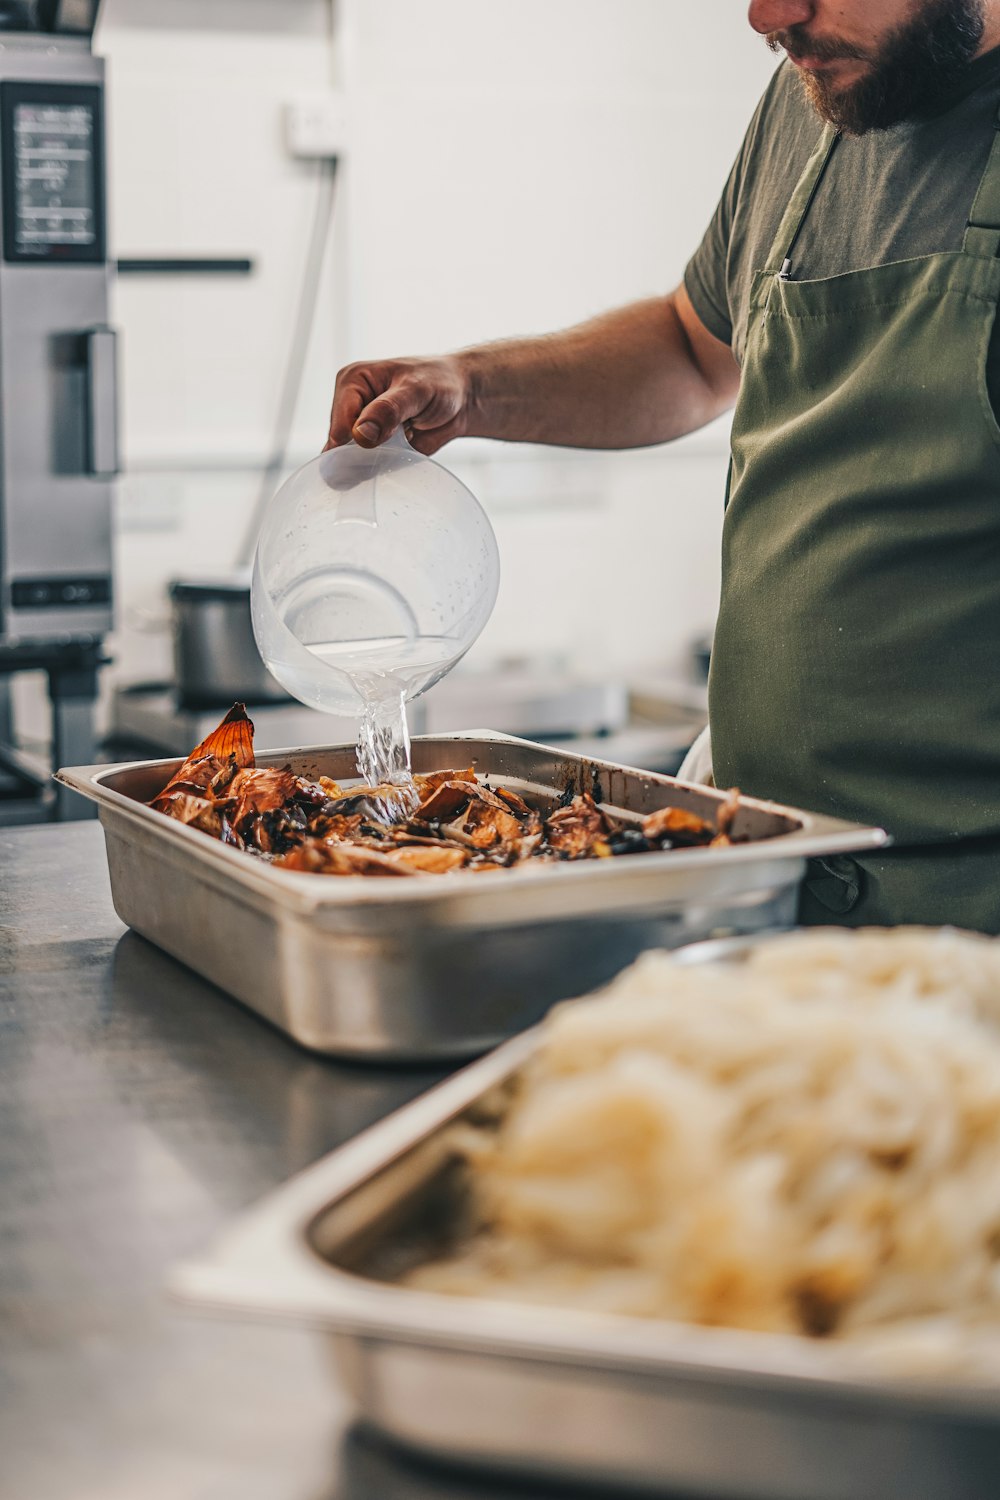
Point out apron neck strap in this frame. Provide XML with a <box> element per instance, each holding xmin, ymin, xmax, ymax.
<box><xmin>964</xmin><ymin>103</ymin><xmax>1000</xmax><ymax>259</ymax></box>
<box><xmin>764</xmin><ymin>124</ymin><xmax>840</xmax><ymax>280</ymax></box>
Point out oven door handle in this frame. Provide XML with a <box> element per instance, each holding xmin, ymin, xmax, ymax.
<box><xmin>85</xmin><ymin>325</ymin><xmax>119</xmax><ymax>479</ymax></box>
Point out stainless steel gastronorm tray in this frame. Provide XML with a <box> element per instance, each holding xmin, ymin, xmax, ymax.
<box><xmin>57</xmin><ymin>732</ymin><xmax>887</xmax><ymax>1060</ymax></box>
<box><xmin>175</xmin><ymin>1027</ymin><xmax>1000</xmax><ymax>1500</ymax></box>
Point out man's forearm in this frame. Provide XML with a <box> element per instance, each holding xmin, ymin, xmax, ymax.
<box><xmin>327</xmin><ymin>287</ymin><xmax>739</xmax><ymax>455</ymax></box>
<box><xmin>458</xmin><ymin>293</ymin><xmax>738</xmax><ymax>450</ymax></box>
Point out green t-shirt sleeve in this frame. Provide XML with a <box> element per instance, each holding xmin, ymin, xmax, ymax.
<box><xmin>683</xmin><ymin>77</ymin><xmax>783</xmax><ymax>351</ymax></box>
<box><xmin>684</xmin><ymin>157</ymin><xmax>743</xmax><ymax>348</ymax></box>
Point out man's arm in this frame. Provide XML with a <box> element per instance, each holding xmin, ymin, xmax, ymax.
<box><xmin>327</xmin><ymin>285</ymin><xmax>740</xmax><ymax>455</ymax></box>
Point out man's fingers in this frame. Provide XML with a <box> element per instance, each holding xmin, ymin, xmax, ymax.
<box><xmin>327</xmin><ymin>379</ymin><xmax>369</xmax><ymax>449</ymax></box>
<box><xmin>327</xmin><ymin>362</ymin><xmax>404</xmax><ymax>448</ymax></box>
<box><xmin>351</xmin><ymin>388</ymin><xmax>428</xmax><ymax>448</ymax></box>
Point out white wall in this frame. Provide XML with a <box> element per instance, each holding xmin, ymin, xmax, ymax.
<box><xmin>17</xmin><ymin>2</ymin><xmax>777</xmax><ymax>745</ymax></box>
<box><xmin>100</xmin><ymin>0</ymin><xmax>340</xmax><ymax>466</ymax></box>
<box><xmin>335</xmin><ymin>0</ymin><xmax>776</xmax><ymax>678</ymax></box>
<box><xmin>96</xmin><ymin>0</ymin><xmax>344</xmax><ymax>698</ymax></box>
<box><xmin>340</xmin><ymin>0</ymin><xmax>771</xmax><ymax>354</ymax></box>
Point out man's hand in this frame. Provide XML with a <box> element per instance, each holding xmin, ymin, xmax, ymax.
<box><xmin>326</xmin><ymin>354</ymin><xmax>472</xmax><ymax>454</ymax></box>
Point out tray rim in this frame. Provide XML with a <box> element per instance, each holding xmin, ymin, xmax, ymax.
<box><xmin>171</xmin><ymin>1013</ymin><xmax>1000</xmax><ymax>1425</ymax></box>
<box><xmin>56</xmin><ymin>729</ymin><xmax>890</xmax><ymax>913</ymax></box>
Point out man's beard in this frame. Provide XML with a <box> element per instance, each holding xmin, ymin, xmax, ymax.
<box><xmin>767</xmin><ymin>0</ymin><xmax>986</xmax><ymax>135</ymax></box>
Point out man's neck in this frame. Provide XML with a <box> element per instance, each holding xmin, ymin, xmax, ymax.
<box><xmin>978</xmin><ymin>5</ymin><xmax>1000</xmax><ymax>57</ymax></box>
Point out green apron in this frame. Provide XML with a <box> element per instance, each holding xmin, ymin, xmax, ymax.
<box><xmin>709</xmin><ymin>110</ymin><xmax>1000</xmax><ymax>933</ymax></box>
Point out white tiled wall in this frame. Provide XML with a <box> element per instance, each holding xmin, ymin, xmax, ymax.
<box><xmin>17</xmin><ymin>2</ymin><xmax>776</xmax><ymax>742</ymax></box>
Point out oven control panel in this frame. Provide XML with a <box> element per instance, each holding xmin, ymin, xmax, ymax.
<box><xmin>0</xmin><ymin>80</ymin><xmax>104</xmax><ymax>264</ymax></box>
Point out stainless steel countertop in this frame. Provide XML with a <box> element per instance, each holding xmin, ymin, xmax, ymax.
<box><xmin>0</xmin><ymin>821</ymin><xmax>741</xmax><ymax>1500</ymax></box>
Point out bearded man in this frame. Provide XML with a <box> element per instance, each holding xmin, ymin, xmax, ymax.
<box><xmin>327</xmin><ymin>1</ymin><xmax>1000</xmax><ymax>932</ymax></box>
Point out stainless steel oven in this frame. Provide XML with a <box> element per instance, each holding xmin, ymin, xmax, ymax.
<box><xmin>0</xmin><ymin>0</ymin><xmax>116</xmax><ymax>819</ymax></box>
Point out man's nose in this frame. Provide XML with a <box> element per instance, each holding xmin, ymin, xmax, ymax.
<box><xmin>747</xmin><ymin>0</ymin><xmax>815</xmax><ymax>35</ymax></box>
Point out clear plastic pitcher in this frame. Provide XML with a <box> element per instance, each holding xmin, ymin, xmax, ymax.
<box><xmin>251</xmin><ymin>431</ymin><xmax>500</xmax><ymax>717</ymax></box>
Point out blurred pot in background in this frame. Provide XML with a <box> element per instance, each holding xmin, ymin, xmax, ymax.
<box><xmin>170</xmin><ymin>576</ymin><xmax>288</xmax><ymax>709</ymax></box>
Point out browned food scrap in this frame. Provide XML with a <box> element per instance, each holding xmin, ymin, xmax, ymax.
<box><xmin>712</xmin><ymin>787</ymin><xmax>742</xmax><ymax>847</ymax></box>
<box><xmin>185</xmin><ymin>701</ymin><xmax>256</xmax><ymax>767</ymax></box>
<box><xmin>276</xmin><ymin>841</ymin><xmax>416</xmax><ymax>877</ymax></box>
<box><xmin>152</xmin><ymin>791</ymin><xmax>228</xmax><ymax>838</ymax></box>
<box><xmin>151</xmin><ymin>757</ymin><xmax>221</xmax><ymax>807</ymax></box>
<box><xmin>413</xmin><ymin>766</ymin><xmax>478</xmax><ymax>796</ymax></box>
<box><xmin>544</xmin><ymin>793</ymin><xmax>614</xmax><ymax>860</ymax></box>
<box><xmin>382</xmin><ymin>844</ymin><xmax>469</xmax><ymax>874</ymax></box>
<box><xmin>414</xmin><ymin>779</ymin><xmax>496</xmax><ymax>822</ymax></box>
<box><xmin>642</xmin><ymin>789</ymin><xmax>743</xmax><ymax>851</ymax></box>
<box><xmin>147</xmin><ymin>705</ymin><xmax>747</xmax><ymax>878</ymax></box>
<box><xmin>415</xmin><ymin>779</ymin><xmax>542</xmax><ymax>863</ymax></box>
<box><xmin>152</xmin><ymin>703</ymin><xmax>256</xmax><ymax>813</ymax></box>
<box><xmin>227</xmin><ymin>767</ymin><xmax>302</xmax><ymax>824</ymax></box>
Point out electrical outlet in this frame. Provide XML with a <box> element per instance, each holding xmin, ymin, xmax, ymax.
<box><xmin>284</xmin><ymin>93</ymin><xmax>350</xmax><ymax>159</ymax></box>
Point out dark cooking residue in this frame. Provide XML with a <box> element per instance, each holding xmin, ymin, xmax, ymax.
<box><xmin>147</xmin><ymin>704</ymin><xmax>744</xmax><ymax>878</ymax></box>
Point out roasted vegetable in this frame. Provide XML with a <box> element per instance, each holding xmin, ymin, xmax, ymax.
<box><xmin>149</xmin><ymin>705</ymin><xmax>744</xmax><ymax>878</ymax></box>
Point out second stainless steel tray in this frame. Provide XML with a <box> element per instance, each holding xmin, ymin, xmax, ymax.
<box><xmin>175</xmin><ymin>1024</ymin><xmax>1000</xmax><ymax>1500</ymax></box>
<box><xmin>57</xmin><ymin>732</ymin><xmax>887</xmax><ymax>1060</ymax></box>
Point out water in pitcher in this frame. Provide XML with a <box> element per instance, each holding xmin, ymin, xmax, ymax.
<box><xmin>251</xmin><ymin>438</ymin><xmax>500</xmax><ymax>809</ymax></box>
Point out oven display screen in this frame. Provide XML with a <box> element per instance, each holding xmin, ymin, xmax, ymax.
<box><xmin>13</xmin><ymin>102</ymin><xmax>96</xmax><ymax>253</ymax></box>
<box><xmin>1</xmin><ymin>83</ymin><xmax>105</xmax><ymax>264</ymax></box>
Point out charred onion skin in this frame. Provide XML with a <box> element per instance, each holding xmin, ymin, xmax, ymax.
<box><xmin>148</xmin><ymin>705</ymin><xmax>744</xmax><ymax>877</ymax></box>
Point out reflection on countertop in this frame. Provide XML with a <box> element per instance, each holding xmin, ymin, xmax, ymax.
<box><xmin>1</xmin><ymin>819</ymin><xmax>718</xmax><ymax>1500</ymax></box>
<box><xmin>0</xmin><ymin>822</ymin><xmax>445</xmax><ymax>1500</ymax></box>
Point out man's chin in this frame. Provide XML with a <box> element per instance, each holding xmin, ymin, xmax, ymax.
<box><xmin>796</xmin><ymin>68</ymin><xmax>878</xmax><ymax>134</ymax></box>
<box><xmin>782</xmin><ymin>0</ymin><xmax>986</xmax><ymax>134</ymax></box>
